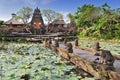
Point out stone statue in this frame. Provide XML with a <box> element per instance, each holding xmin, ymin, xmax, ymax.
<box><xmin>66</xmin><ymin>42</ymin><xmax>73</xmax><ymax>53</ymax></box>
<box><xmin>99</xmin><ymin>50</ymin><xmax>115</xmax><ymax>66</ymax></box>
<box><xmin>52</xmin><ymin>39</ymin><xmax>59</xmax><ymax>47</ymax></box>
<box><xmin>48</xmin><ymin>38</ymin><xmax>52</xmax><ymax>44</ymax></box>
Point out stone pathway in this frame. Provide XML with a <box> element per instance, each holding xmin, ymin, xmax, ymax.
<box><xmin>59</xmin><ymin>44</ymin><xmax>120</xmax><ymax>71</ymax></box>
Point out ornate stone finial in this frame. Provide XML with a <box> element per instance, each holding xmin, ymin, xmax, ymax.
<box><xmin>93</xmin><ymin>42</ymin><xmax>101</xmax><ymax>51</ymax></box>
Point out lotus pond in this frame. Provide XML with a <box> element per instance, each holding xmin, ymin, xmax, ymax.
<box><xmin>0</xmin><ymin>42</ymin><xmax>96</xmax><ymax>80</ymax></box>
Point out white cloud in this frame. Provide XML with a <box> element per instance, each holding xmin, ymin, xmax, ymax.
<box><xmin>40</xmin><ymin>0</ymin><xmax>56</xmax><ymax>5</ymax></box>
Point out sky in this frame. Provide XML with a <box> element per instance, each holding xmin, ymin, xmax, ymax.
<box><xmin>0</xmin><ymin>0</ymin><xmax>120</xmax><ymax>23</ymax></box>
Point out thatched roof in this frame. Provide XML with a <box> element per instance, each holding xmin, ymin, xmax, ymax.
<box><xmin>4</xmin><ymin>13</ymin><xmax>23</xmax><ymax>25</ymax></box>
<box><xmin>4</xmin><ymin>18</ymin><xmax>23</xmax><ymax>25</ymax></box>
<box><xmin>52</xmin><ymin>20</ymin><xmax>65</xmax><ymax>25</ymax></box>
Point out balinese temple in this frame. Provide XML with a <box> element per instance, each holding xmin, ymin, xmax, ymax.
<box><xmin>48</xmin><ymin>19</ymin><xmax>65</xmax><ymax>32</ymax></box>
<box><xmin>4</xmin><ymin>13</ymin><xmax>23</xmax><ymax>28</ymax></box>
<box><xmin>30</xmin><ymin>7</ymin><xmax>45</xmax><ymax>34</ymax></box>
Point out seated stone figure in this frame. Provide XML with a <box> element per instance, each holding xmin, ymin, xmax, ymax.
<box><xmin>66</xmin><ymin>43</ymin><xmax>73</xmax><ymax>53</ymax></box>
<box><xmin>99</xmin><ymin>50</ymin><xmax>115</xmax><ymax>66</ymax></box>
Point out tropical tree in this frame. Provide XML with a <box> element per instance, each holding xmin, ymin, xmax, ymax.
<box><xmin>42</xmin><ymin>9</ymin><xmax>56</xmax><ymax>23</ymax></box>
<box><xmin>114</xmin><ymin>8</ymin><xmax>120</xmax><ymax>22</ymax></box>
<box><xmin>17</xmin><ymin>6</ymin><xmax>33</xmax><ymax>24</ymax></box>
<box><xmin>0</xmin><ymin>20</ymin><xmax>4</xmax><ymax>26</ymax></box>
<box><xmin>73</xmin><ymin>3</ymin><xmax>120</xmax><ymax>39</ymax></box>
<box><xmin>102</xmin><ymin>3</ymin><xmax>110</xmax><ymax>11</ymax></box>
<box><xmin>55</xmin><ymin>12</ymin><xmax>63</xmax><ymax>20</ymax></box>
<box><xmin>75</xmin><ymin>4</ymin><xmax>101</xmax><ymax>28</ymax></box>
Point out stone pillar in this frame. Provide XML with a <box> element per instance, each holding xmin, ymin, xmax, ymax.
<box><xmin>52</xmin><ymin>39</ymin><xmax>59</xmax><ymax>47</ymax></box>
<box><xmin>54</xmin><ymin>40</ymin><xmax>59</xmax><ymax>47</ymax></box>
<box><xmin>44</xmin><ymin>38</ymin><xmax>47</xmax><ymax>42</ymax></box>
<box><xmin>48</xmin><ymin>38</ymin><xmax>52</xmax><ymax>44</ymax></box>
<box><xmin>93</xmin><ymin>42</ymin><xmax>101</xmax><ymax>55</ymax></box>
<box><xmin>43</xmin><ymin>38</ymin><xmax>47</xmax><ymax>47</ymax></box>
<box><xmin>66</xmin><ymin>42</ymin><xmax>73</xmax><ymax>53</ymax></box>
<box><xmin>74</xmin><ymin>39</ymin><xmax>78</xmax><ymax>46</ymax></box>
<box><xmin>63</xmin><ymin>38</ymin><xmax>67</xmax><ymax>45</ymax></box>
<box><xmin>93</xmin><ymin>42</ymin><xmax>100</xmax><ymax>51</ymax></box>
<box><xmin>51</xmin><ymin>39</ymin><xmax>59</xmax><ymax>52</ymax></box>
<box><xmin>47</xmin><ymin>38</ymin><xmax>52</xmax><ymax>48</ymax></box>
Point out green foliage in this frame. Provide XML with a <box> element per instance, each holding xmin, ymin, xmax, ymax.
<box><xmin>72</xmin><ymin>3</ymin><xmax>120</xmax><ymax>40</ymax></box>
<box><xmin>0</xmin><ymin>30</ymin><xmax>10</xmax><ymax>37</ymax></box>
<box><xmin>0</xmin><ymin>42</ymin><xmax>98</xmax><ymax>80</ymax></box>
<box><xmin>17</xmin><ymin>6</ymin><xmax>33</xmax><ymax>24</ymax></box>
<box><xmin>42</xmin><ymin>9</ymin><xmax>56</xmax><ymax>23</ymax></box>
<box><xmin>55</xmin><ymin>12</ymin><xmax>63</xmax><ymax>20</ymax></box>
<box><xmin>0</xmin><ymin>20</ymin><xmax>4</xmax><ymax>26</ymax></box>
<box><xmin>72</xmin><ymin>30</ymin><xmax>79</xmax><ymax>36</ymax></box>
<box><xmin>75</xmin><ymin>4</ymin><xmax>101</xmax><ymax>28</ymax></box>
<box><xmin>79</xmin><ymin>29</ymin><xmax>88</xmax><ymax>37</ymax></box>
<box><xmin>67</xmin><ymin>13</ymin><xmax>75</xmax><ymax>23</ymax></box>
<box><xmin>42</xmin><ymin>9</ymin><xmax>63</xmax><ymax>23</ymax></box>
<box><xmin>0</xmin><ymin>20</ymin><xmax>7</xmax><ymax>29</ymax></box>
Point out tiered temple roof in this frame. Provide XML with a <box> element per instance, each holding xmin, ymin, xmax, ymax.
<box><xmin>31</xmin><ymin>7</ymin><xmax>44</xmax><ymax>28</ymax></box>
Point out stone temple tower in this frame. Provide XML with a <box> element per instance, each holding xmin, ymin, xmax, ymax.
<box><xmin>31</xmin><ymin>7</ymin><xmax>45</xmax><ymax>34</ymax></box>
<box><xmin>31</xmin><ymin>7</ymin><xmax>44</xmax><ymax>28</ymax></box>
